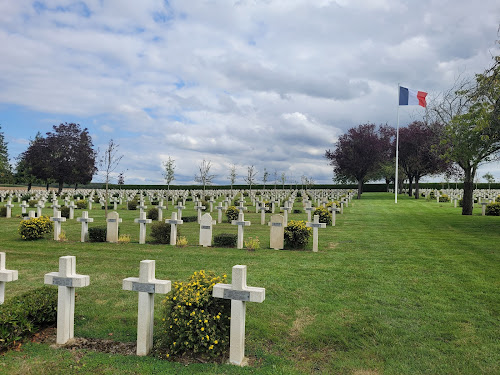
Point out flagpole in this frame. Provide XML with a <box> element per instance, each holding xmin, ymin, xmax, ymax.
<box><xmin>395</xmin><ymin>83</ymin><xmax>400</xmax><ymax>204</ymax></box>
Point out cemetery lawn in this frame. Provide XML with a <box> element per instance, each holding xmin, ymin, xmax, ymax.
<box><xmin>1</xmin><ymin>192</ymin><xmax>499</xmax><ymax>375</ymax></box>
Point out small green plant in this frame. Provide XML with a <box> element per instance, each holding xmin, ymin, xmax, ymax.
<box><xmin>213</xmin><ymin>233</ymin><xmax>237</xmax><ymax>247</ymax></box>
<box><xmin>128</xmin><ymin>200</ymin><xmax>138</xmax><ymax>210</ymax></box>
<box><xmin>28</xmin><ymin>200</ymin><xmax>37</xmax><ymax>208</ymax></box>
<box><xmin>439</xmin><ymin>194</ymin><xmax>450</xmax><ymax>202</ymax></box>
<box><xmin>150</xmin><ymin>222</ymin><xmax>172</xmax><ymax>244</ymax></box>
<box><xmin>88</xmin><ymin>226</ymin><xmax>107</xmax><ymax>242</ymax></box>
<box><xmin>485</xmin><ymin>202</ymin><xmax>500</xmax><ymax>216</ymax></box>
<box><xmin>18</xmin><ymin>216</ymin><xmax>53</xmax><ymax>240</ymax></box>
<box><xmin>0</xmin><ymin>207</ymin><xmax>6</xmax><ymax>217</ymax></box>
<box><xmin>496</xmin><ymin>195</ymin><xmax>500</xmax><ymax>203</ymax></box>
<box><xmin>60</xmin><ymin>206</ymin><xmax>70</xmax><ymax>218</ymax></box>
<box><xmin>181</xmin><ymin>216</ymin><xmax>198</xmax><ymax>223</ymax></box>
<box><xmin>176</xmin><ymin>236</ymin><xmax>188</xmax><ymax>247</ymax></box>
<box><xmin>244</xmin><ymin>236</ymin><xmax>260</xmax><ymax>251</ymax></box>
<box><xmin>225</xmin><ymin>206</ymin><xmax>239</xmax><ymax>223</ymax></box>
<box><xmin>147</xmin><ymin>207</ymin><xmax>159</xmax><ymax>221</ymax></box>
<box><xmin>58</xmin><ymin>230</ymin><xmax>68</xmax><ymax>242</ymax></box>
<box><xmin>76</xmin><ymin>199</ymin><xmax>88</xmax><ymax>209</ymax></box>
<box><xmin>0</xmin><ymin>286</ymin><xmax>57</xmax><ymax>351</ymax></box>
<box><xmin>312</xmin><ymin>206</ymin><xmax>332</xmax><ymax>225</ymax></box>
<box><xmin>284</xmin><ymin>220</ymin><xmax>312</xmax><ymax>250</ymax></box>
<box><xmin>157</xmin><ymin>270</ymin><xmax>231</xmax><ymax>361</ymax></box>
<box><xmin>118</xmin><ymin>234</ymin><xmax>131</xmax><ymax>244</ymax></box>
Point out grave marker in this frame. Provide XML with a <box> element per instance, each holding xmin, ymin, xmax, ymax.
<box><xmin>134</xmin><ymin>211</ymin><xmax>152</xmax><ymax>244</ymax></box>
<box><xmin>268</xmin><ymin>214</ymin><xmax>284</xmax><ymax>250</ymax></box>
<box><xmin>44</xmin><ymin>256</ymin><xmax>90</xmax><ymax>344</ymax></box>
<box><xmin>50</xmin><ymin>210</ymin><xmax>67</xmax><ymax>241</ymax></box>
<box><xmin>106</xmin><ymin>211</ymin><xmax>122</xmax><ymax>243</ymax></box>
<box><xmin>231</xmin><ymin>213</ymin><xmax>251</xmax><ymax>249</ymax></box>
<box><xmin>76</xmin><ymin>211</ymin><xmax>94</xmax><ymax>242</ymax></box>
<box><xmin>306</xmin><ymin>215</ymin><xmax>326</xmax><ymax>252</ymax></box>
<box><xmin>165</xmin><ymin>212</ymin><xmax>183</xmax><ymax>245</ymax></box>
<box><xmin>199</xmin><ymin>213</ymin><xmax>216</xmax><ymax>247</ymax></box>
<box><xmin>0</xmin><ymin>252</ymin><xmax>18</xmax><ymax>304</ymax></box>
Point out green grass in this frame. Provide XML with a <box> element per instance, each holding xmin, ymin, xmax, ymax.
<box><xmin>0</xmin><ymin>193</ymin><xmax>499</xmax><ymax>374</ymax></box>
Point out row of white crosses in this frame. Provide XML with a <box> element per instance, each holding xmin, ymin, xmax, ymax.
<box><xmin>41</xmin><ymin>255</ymin><xmax>263</xmax><ymax>366</ymax></box>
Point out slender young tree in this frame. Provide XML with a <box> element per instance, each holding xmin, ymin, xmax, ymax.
<box><xmin>163</xmin><ymin>156</ymin><xmax>175</xmax><ymax>190</ymax></box>
<box><xmin>262</xmin><ymin>168</ymin><xmax>269</xmax><ymax>189</ymax></box>
<box><xmin>99</xmin><ymin>139</ymin><xmax>123</xmax><ymax>218</ymax></box>
<box><xmin>0</xmin><ymin>125</ymin><xmax>13</xmax><ymax>184</ymax></box>
<box><xmin>280</xmin><ymin>172</ymin><xmax>286</xmax><ymax>190</ymax></box>
<box><xmin>228</xmin><ymin>164</ymin><xmax>237</xmax><ymax>195</ymax></box>
<box><xmin>194</xmin><ymin>159</ymin><xmax>216</xmax><ymax>191</ymax></box>
<box><xmin>482</xmin><ymin>172</ymin><xmax>495</xmax><ymax>190</ymax></box>
<box><xmin>244</xmin><ymin>165</ymin><xmax>258</xmax><ymax>195</ymax></box>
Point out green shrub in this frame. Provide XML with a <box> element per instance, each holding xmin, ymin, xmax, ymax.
<box><xmin>181</xmin><ymin>216</ymin><xmax>197</xmax><ymax>223</ymax></box>
<box><xmin>439</xmin><ymin>194</ymin><xmax>450</xmax><ymax>202</ymax></box>
<box><xmin>284</xmin><ymin>220</ymin><xmax>312</xmax><ymax>250</ymax></box>
<box><xmin>312</xmin><ymin>206</ymin><xmax>332</xmax><ymax>225</ymax></box>
<box><xmin>21</xmin><ymin>194</ymin><xmax>32</xmax><ymax>202</ymax></box>
<box><xmin>485</xmin><ymin>202</ymin><xmax>500</xmax><ymax>216</ymax></box>
<box><xmin>0</xmin><ymin>207</ymin><xmax>6</xmax><ymax>217</ymax></box>
<box><xmin>213</xmin><ymin>233</ymin><xmax>237</xmax><ymax>247</ymax></box>
<box><xmin>18</xmin><ymin>216</ymin><xmax>53</xmax><ymax>240</ymax></box>
<box><xmin>88</xmin><ymin>226</ymin><xmax>107</xmax><ymax>242</ymax></box>
<box><xmin>128</xmin><ymin>200</ymin><xmax>138</xmax><ymax>210</ymax></box>
<box><xmin>293</xmin><ymin>209</ymin><xmax>302</xmax><ymax>214</ymax></box>
<box><xmin>0</xmin><ymin>286</ymin><xmax>57</xmax><ymax>351</ymax></box>
<box><xmin>76</xmin><ymin>199</ymin><xmax>88</xmax><ymax>209</ymax></box>
<box><xmin>60</xmin><ymin>206</ymin><xmax>70</xmax><ymax>218</ymax></box>
<box><xmin>101</xmin><ymin>205</ymin><xmax>113</xmax><ymax>210</ymax></box>
<box><xmin>147</xmin><ymin>207</ymin><xmax>159</xmax><ymax>221</ymax></box>
<box><xmin>157</xmin><ymin>270</ymin><xmax>230</xmax><ymax>361</ymax></box>
<box><xmin>225</xmin><ymin>206</ymin><xmax>239</xmax><ymax>223</ymax></box>
<box><xmin>28</xmin><ymin>200</ymin><xmax>37</xmax><ymax>208</ymax></box>
<box><xmin>150</xmin><ymin>222</ymin><xmax>172</xmax><ymax>244</ymax></box>
<box><xmin>73</xmin><ymin>194</ymin><xmax>83</xmax><ymax>200</ymax></box>
<box><xmin>496</xmin><ymin>196</ymin><xmax>500</xmax><ymax>203</ymax></box>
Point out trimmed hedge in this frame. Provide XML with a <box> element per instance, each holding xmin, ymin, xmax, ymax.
<box><xmin>150</xmin><ymin>222</ymin><xmax>173</xmax><ymax>244</ymax></box>
<box><xmin>88</xmin><ymin>226</ymin><xmax>107</xmax><ymax>242</ymax></box>
<box><xmin>213</xmin><ymin>233</ymin><xmax>237</xmax><ymax>247</ymax></box>
<box><xmin>0</xmin><ymin>286</ymin><xmax>57</xmax><ymax>351</ymax></box>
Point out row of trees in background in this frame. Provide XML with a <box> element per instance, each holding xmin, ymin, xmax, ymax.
<box><xmin>326</xmin><ymin>55</ymin><xmax>500</xmax><ymax>215</ymax></box>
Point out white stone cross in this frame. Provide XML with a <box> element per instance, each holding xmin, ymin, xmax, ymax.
<box><xmin>36</xmin><ymin>200</ymin><xmax>45</xmax><ymax>217</ymax></box>
<box><xmin>481</xmin><ymin>202</ymin><xmax>489</xmax><ymax>216</ymax></box>
<box><xmin>216</xmin><ymin>202</ymin><xmax>224</xmax><ymax>224</ymax></box>
<box><xmin>199</xmin><ymin>213</ymin><xmax>216</xmax><ymax>247</ymax></box>
<box><xmin>23</xmin><ymin>210</ymin><xmax>36</xmax><ymax>220</ymax></box>
<box><xmin>50</xmin><ymin>210</ymin><xmax>67</xmax><ymax>241</ymax></box>
<box><xmin>76</xmin><ymin>211</ymin><xmax>94</xmax><ymax>242</ymax></box>
<box><xmin>123</xmin><ymin>260</ymin><xmax>171</xmax><ymax>356</ymax></box>
<box><xmin>194</xmin><ymin>202</ymin><xmax>206</xmax><ymax>223</ymax></box>
<box><xmin>237</xmin><ymin>202</ymin><xmax>247</xmax><ymax>214</ymax></box>
<box><xmin>44</xmin><ymin>256</ymin><xmax>90</xmax><ymax>344</ymax></box>
<box><xmin>5</xmin><ymin>200</ymin><xmax>14</xmax><ymax>218</ymax></box>
<box><xmin>231</xmin><ymin>212</ymin><xmax>251</xmax><ymax>249</ymax></box>
<box><xmin>134</xmin><ymin>211</ymin><xmax>152</xmax><ymax>244</ymax></box>
<box><xmin>213</xmin><ymin>265</ymin><xmax>265</xmax><ymax>366</ymax></box>
<box><xmin>0</xmin><ymin>252</ymin><xmax>18</xmax><ymax>304</ymax></box>
<box><xmin>259</xmin><ymin>202</ymin><xmax>268</xmax><ymax>225</ymax></box>
<box><xmin>306</xmin><ymin>214</ymin><xmax>327</xmax><ymax>252</ymax></box>
<box><xmin>138</xmin><ymin>201</ymin><xmax>147</xmax><ymax>214</ymax></box>
<box><xmin>20</xmin><ymin>200</ymin><xmax>29</xmax><ymax>214</ymax></box>
<box><xmin>165</xmin><ymin>212</ymin><xmax>183</xmax><ymax>245</ymax></box>
<box><xmin>174</xmin><ymin>202</ymin><xmax>185</xmax><ymax>220</ymax></box>
<box><xmin>305</xmin><ymin>202</ymin><xmax>315</xmax><ymax>222</ymax></box>
<box><xmin>328</xmin><ymin>205</ymin><xmax>339</xmax><ymax>226</ymax></box>
<box><xmin>157</xmin><ymin>200</ymin><xmax>166</xmax><ymax>222</ymax></box>
<box><xmin>280</xmin><ymin>201</ymin><xmax>292</xmax><ymax>225</ymax></box>
<box><xmin>67</xmin><ymin>201</ymin><xmax>76</xmax><ymax>219</ymax></box>
<box><xmin>106</xmin><ymin>211</ymin><xmax>123</xmax><ymax>243</ymax></box>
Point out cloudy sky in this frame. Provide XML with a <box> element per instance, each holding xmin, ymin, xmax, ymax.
<box><xmin>1</xmin><ymin>0</ymin><xmax>499</xmax><ymax>185</ymax></box>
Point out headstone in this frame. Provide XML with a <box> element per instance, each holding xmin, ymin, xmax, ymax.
<box><xmin>280</xmin><ymin>201</ymin><xmax>291</xmax><ymax>224</ymax></box>
<box><xmin>481</xmin><ymin>202</ymin><xmax>488</xmax><ymax>216</ymax></box>
<box><xmin>36</xmin><ymin>200</ymin><xmax>45</xmax><ymax>217</ymax></box>
<box><xmin>195</xmin><ymin>202</ymin><xmax>206</xmax><ymax>223</ymax></box>
<box><xmin>268</xmin><ymin>214</ymin><xmax>284</xmax><ymax>250</ymax></box>
<box><xmin>157</xmin><ymin>200</ymin><xmax>166</xmax><ymax>222</ymax></box>
<box><xmin>134</xmin><ymin>211</ymin><xmax>152</xmax><ymax>244</ymax></box>
<box><xmin>50</xmin><ymin>210</ymin><xmax>67</xmax><ymax>241</ymax></box>
<box><xmin>0</xmin><ymin>252</ymin><xmax>18</xmax><ymax>304</ymax></box>
<box><xmin>106</xmin><ymin>211</ymin><xmax>122</xmax><ymax>243</ymax></box>
<box><xmin>165</xmin><ymin>212</ymin><xmax>183</xmax><ymax>246</ymax></box>
<box><xmin>259</xmin><ymin>202</ymin><xmax>267</xmax><ymax>225</ymax></box>
<box><xmin>5</xmin><ymin>200</ymin><xmax>14</xmax><ymax>218</ymax></box>
<box><xmin>213</xmin><ymin>265</ymin><xmax>265</xmax><ymax>366</ymax></box>
<box><xmin>44</xmin><ymin>256</ymin><xmax>90</xmax><ymax>344</ymax></box>
<box><xmin>216</xmin><ymin>203</ymin><xmax>224</xmax><ymax>224</ymax></box>
<box><xmin>174</xmin><ymin>202</ymin><xmax>185</xmax><ymax>220</ymax></box>
<box><xmin>76</xmin><ymin>211</ymin><xmax>94</xmax><ymax>242</ymax></box>
<box><xmin>123</xmin><ymin>260</ymin><xmax>171</xmax><ymax>356</ymax></box>
<box><xmin>20</xmin><ymin>200</ymin><xmax>29</xmax><ymax>214</ymax></box>
<box><xmin>306</xmin><ymin>215</ymin><xmax>327</xmax><ymax>252</ymax></box>
<box><xmin>199</xmin><ymin>213</ymin><xmax>216</xmax><ymax>247</ymax></box>
<box><xmin>231</xmin><ymin>213</ymin><xmax>251</xmax><ymax>249</ymax></box>
<box><xmin>68</xmin><ymin>201</ymin><xmax>76</xmax><ymax>220</ymax></box>
<box><xmin>23</xmin><ymin>210</ymin><xmax>36</xmax><ymax>220</ymax></box>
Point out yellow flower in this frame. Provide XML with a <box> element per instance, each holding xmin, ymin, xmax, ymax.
<box><xmin>204</xmin><ymin>319</ymin><xmax>208</xmax><ymax>323</ymax></box>
<box><xmin>214</xmin><ymin>340</ymin><xmax>218</xmax><ymax>344</ymax></box>
<box><xmin>166</xmin><ymin>354</ymin><xmax>170</xmax><ymax>358</ymax></box>
<box><xmin>209</xmin><ymin>345</ymin><xmax>214</xmax><ymax>350</ymax></box>
<box><xmin>201</xmin><ymin>327</ymin><xmax>205</xmax><ymax>331</ymax></box>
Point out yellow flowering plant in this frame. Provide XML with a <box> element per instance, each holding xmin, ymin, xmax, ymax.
<box><xmin>284</xmin><ymin>220</ymin><xmax>312</xmax><ymax>250</ymax></box>
<box><xmin>18</xmin><ymin>216</ymin><xmax>53</xmax><ymax>240</ymax></box>
<box><xmin>157</xmin><ymin>270</ymin><xmax>230</xmax><ymax>361</ymax></box>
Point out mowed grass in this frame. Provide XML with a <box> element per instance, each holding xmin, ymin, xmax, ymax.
<box><xmin>0</xmin><ymin>192</ymin><xmax>498</xmax><ymax>375</ymax></box>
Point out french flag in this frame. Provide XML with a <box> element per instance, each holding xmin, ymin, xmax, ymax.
<box><xmin>399</xmin><ymin>86</ymin><xmax>427</xmax><ymax>107</ymax></box>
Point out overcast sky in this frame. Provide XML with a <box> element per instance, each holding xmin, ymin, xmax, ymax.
<box><xmin>1</xmin><ymin>0</ymin><xmax>499</xmax><ymax>186</ymax></box>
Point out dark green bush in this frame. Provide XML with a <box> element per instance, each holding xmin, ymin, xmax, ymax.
<box><xmin>60</xmin><ymin>206</ymin><xmax>70</xmax><ymax>218</ymax></box>
<box><xmin>181</xmin><ymin>216</ymin><xmax>198</xmax><ymax>223</ymax></box>
<box><xmin>284</xmin><ymin>220</ymin><xmax>311</xmax><ymax>250</ymax></box>
<box><xmin>89</xmin><ymin>226</ymin><xmax>107</xmax><ymax>242</ymax></box>
<box><xmin>485</xmin><ymin>202</ymin><xmax>500</xmax><ymax>216</ymax></box>
<box><xmin>150</xmin><ymin>222</ymin><xmax>172</xmax><ymax>244</ymax></box>
<box><xmin>0</xmin><ymin>286</ymin><xmax>57</xmax><ymax>351</ymax></box>
<box><xmin>147</xmin><ymin>207</ymin><xmax>159</xmax><ymax>220</ymax></box>
<box><xmin>0</xmin><ymin>207</ymin><xmax>6</xmax><ymax>217</ymax></box>
<box><xmin>128</xmin><ymin>200</ymin><xmax>138</xmax><ymax>210</ymax></box>
<box><xmin>293</xmin><ymin>209</ymin><xmax>302</xmax><ymax>214</ymax></box>
<box><xmin>439</xmin><ymin>194</ymin><xmax>450</xmax><ymax>202</ymax></box>
<box><xmin>101</xmin><ymin>205</ymin><xmax>113</xmax><ymax>210</ymax></box>
<box><xmin>213</xmin><ymin>233</ymin><xmax>237</xmax><ymax>247</ymax></box>
<box><xmin>73</xmin><ymin>194</ymin><xmax>83</xmax><ymax>200</ymax></box>
<box><xmin>28</xmin><ymin>200</ymin><xmax>37</xmax><ymax>208</ymax></box>
<box><xmin>76</xmin><ymin>199</ymin><xmax>88</xmax><ymax>209</ymax></box>
<box><xmin>21</xmin><ymin>194</ymin><xmax>32</xmax><ymax>202</ymax></box>
<box><xmin>225</xmin><ymin>206</ymin><xmax>239</xmax><ymax>223</ymax></box>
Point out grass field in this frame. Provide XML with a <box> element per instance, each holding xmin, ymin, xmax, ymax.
<box><xmin>0</xmin><ymin>192</ymin><xmax>499</xmax><ymax>374</ymax></box>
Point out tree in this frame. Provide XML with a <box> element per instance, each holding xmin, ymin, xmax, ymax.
<box><xmin>0</xmin><ymin>125</ymin><xmax>13</xmax><ymax>184</ymax></box>
<box><xmin>99</xmin><ymin>139</ymin><xmax>123</xmax><ymax>218</ymax></box>
<box><xmin>280</xmin><ymin>172</ymin><xmax>286</xmax><ymax>190</ymax></box>
<box><xmin>262</xmin><ymin>168</ymin><xmax>269</xmax><ymax>189</ymax></box>
<box><xmin>432</xmin><ymin>56</ymin><xmax>500</xmax><ymax>215</ymax></box>
<box><xmin>117</xmin><ymin>171</ymin><xmax>125</xmax><ymax>185</ymax></box>
<box><xmin>227</xmin><ymin>164</ymin><xmax>237</xmax><ymax>195</ymax></box>
<box><xmin>325</xmin><ymin>123</ymin><xmax>392</xmax><ymax>199</ymax></box>
<box><xmin>17</xmin><ymin>132</ymin><xmax>51</xmax><ymax>190</ymax></box>
<box><xmin>244</xmin><ymin>165</ymin><xmax>258</xmax><ymax>195</ymax></box>
<box><xmin>194</xmin><ymin>159</ymin><xmax>216</xmax><ymax>191</ymax></box>
<box><xmin>482</xmin><ymin>172</ymin><xmax>495</xmax><ymax>189</ymax></box>
<box><xmin>163</xmin><ymin>156</ymin><xmax>175</xmax><ymax>190</ymax></box>
<box><xmin>398</xmin><ymin>121</ymin><xmax>449</xmax><ymax>198</ymax></box>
